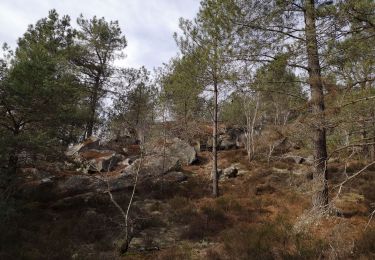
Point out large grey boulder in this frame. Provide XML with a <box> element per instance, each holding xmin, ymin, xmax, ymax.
<box><xmin>145</xmin><ymin>138</ymin><xmax>196</xmax><ymax>166</ymax></box>
<box><xmin>122</xmin><ymin>155</ymin><xmax>180</xmax><ymax>177</ymax></box>
<box><xmin>219</xmin><ymin>136</ymin><xmax>237</xmax><ymax>150</ymax></box>
<box><xmin>226</xmin><ymin>126</ymin><xmax>245</xmax><ymax>149</ymax></box>
<box><xmin>57</xmin><ymin>175</ymin><xmax>99</xmax><ymax>196</ymax></box>
<box><xmin>304</xmin><ymin>155</ymin><xmax>314</xmax><ymax>165</ymax></box>
<box><xmin>191</xmin><ymin>140</ymin><xmax>201</xmax><ymax>153</ymax></box>
<box><xmin>21</xmin><ymin>138</ymin><xmax>193</xmax><ymax>204</ymax></box>
<box><xmin>66</xmin><ymin>136</ymin><xmax>126</xmax><ymax>173</ymax></box>
<box><xmin>49</xmin><ymin>172</ymin><xmax>133</xmax><ymax>198</ymax></box>
<box><xmin>158</xmin><ymin>171</ymin><xmax>188</xmax><ymax>184</ymax></box>
<box><xmin>18</xmin><ymin>153</ymin><xmax>183</xmax><ymax>204</ymax></box>
<box><xmin>282</xmin><ymin>155</ymin><xmax>305</xmax><ymax>164</ymax></box>
<box><xmin>223</xmin><ymin>166</ymin><xmax>238</xmax><ymax>178</ymax></box>
<box><xmin>60</xmin><ymin>155</ymin><xmax>179</xmax><ymax>195</ymax></box>
<box><xmin>77</xmin><ymin>150</ymin><xmax>121</xmax><ymax>173</ymax></box>
<box><xmin>236</xmin><ymin>133</ymin><xmax>247</xmax><ymax>148</ymax></box>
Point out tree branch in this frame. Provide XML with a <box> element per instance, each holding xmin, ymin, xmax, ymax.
<box><xmin>333</xmin><ymin>161</ymin><xmax>375</xmax><ymax>190</ymax></box>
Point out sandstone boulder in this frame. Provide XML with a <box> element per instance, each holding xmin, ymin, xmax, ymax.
<box><xmin>145</xmin><ymin>138</ymin><xmax>196</xmax><ymax>166</ymax></box>
<box><xmin>158</xmin><ymin>171</ymin><xmax>188</xmax><ymax>183</ymax></box>
<box><xmin>65</xmin><ymin>136</ymin><xmax>100</xmax><ymax>157</ymax></box>
<box><xmin>304</xmin><ymin>155</ymin><xmax>314</xmax><ymax>165</ymax></box>
<box><xmin>282</xmin><ymin>155</ymin><xmax>305</xmax><ymax>164</ymax></box>
<box><xmin>58</xmin><ymin>175</ymin><xmax>97</xmax><ymax>195</ymax></box>
<box><xmin>79</xmin><ymin>150</ymin><xmax>120</xmax><ymax>172</ymax></box>
<box><xmin>122</xmin><ymin>155</ymin><xmax>180</xmax><ymax>177</ymax></box>
<box><xmin>223</xmin><ymin>166</ymin><xmax>238</xmax><ymax>178</ymax></box>
<box><xmin>220</xmin><ymin>136</ymin><xmax>237</xmax><ymax>150</ymax></box>
<box><xmin>66</xmin><ymin>136</ymin><xmax>126</xmax><ymax>173</ymax></box>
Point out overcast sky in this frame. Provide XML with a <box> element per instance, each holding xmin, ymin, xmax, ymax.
<box><xmin>0</xmin><ymin>0</ymin><xmax>200</xmax><ymax>70</ymax></box>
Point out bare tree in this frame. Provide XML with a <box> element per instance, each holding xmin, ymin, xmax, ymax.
<box><xmin>243</xmin><ymin>91</ymin><xmax>260</xmax><ymax>162</ymax></box>
<box><xmin>89</xmin><ymin>150</ymin><xmax>144</xmax><ymax>255</ymax></box>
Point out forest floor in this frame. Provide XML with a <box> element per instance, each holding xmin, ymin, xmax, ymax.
<box><xmin>1</xmin><ymin>149</ymin><xmax>374</xmax><ymax>259</ymax></box>
<box><xmin>127</xmin><ymin>149</ymin><xmax>375</xmax><ymax>259</ymax></box>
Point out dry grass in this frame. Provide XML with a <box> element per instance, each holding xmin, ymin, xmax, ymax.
<box><xmin>4</xmin><ymin>148</ymin><xmax>375</xmax><ymax>259</ymax></box>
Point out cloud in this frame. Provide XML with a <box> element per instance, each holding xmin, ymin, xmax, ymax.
<box><xmin>0</xmin><ymin>0</ymin><xmax>200</xmax><ymax>69</ymax></box>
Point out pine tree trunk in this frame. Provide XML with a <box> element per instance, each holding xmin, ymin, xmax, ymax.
<box><xmin>86</xmin><ymin>120</ymin><xmax>94</xmax><ymax>138</ymax></box>
<box><xmin>184</xmin><ymin>100</ymin><xmax>188</xmax><ymax>132</ymax></box>
<box><xmin>212</xmin><ymin>82</ymin><xmax>219</xmax><ymax>197</ymax></box>
<box><xmin>86</xmin><ymin>79</ymin><xmax>100</xmax><ymax>138</ymax></box>
<box><xmin>250</xmin><ymin>93</ymin><xmax>260</xmax><ymax>160</ymax></box>
<box><xmin>7</xmin><ymin>127</ymin><xmax>20</xmax><ymax>175</ymax></box>
<box><xmin>86</xmin><ymin>96</ymin><xmax>97</xmax><ymax>138</ymax></box>
<box><xmin>361</xmin><ymin>125</ymin><xmax>369</xmax><ymax>158</ymax></box>
<box><xmin>371</xmin><ymin>111</ymin><xmax>375</xmax><ymax>161</ymax></box>
<box><xmin>304</xmin><ymin>0</ymin><xmax>329</xmax><ymax>209</ymax></box>
<box><xmin>8</xmin><ymin>151</ymin><xmax>18</xmax><ymax>175</ymax></box>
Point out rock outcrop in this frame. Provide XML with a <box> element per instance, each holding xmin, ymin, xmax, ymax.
<box><xmin>205</xmin><ymin>126</ymin><xmax>246</xmax><ymax>151</ymax></box>
<box><xmin>80</xmin><ymin>150</ymin><xmax>123</xmax><ymax>173</ymax></box>
<box><xmin>282</xmin><ymin>154</ymin><xmax>305</xmax><ymax>164</ymax></box>
<box><xmin>65</xmin><ymin>136</ymin><xmax>100</xmax><ymax>157</ymax></box>
<box><xmin>219</xmin><ymin>136</ymin><xmax>237</xmax><ymax>150</ymax></box>
<box><xmin>145</xmin><ymin>137</ymin><xmax>196</xmax><ymax>166</ymax></box>
<box><xmin>21</xmin><ymin>137</ymin><xmax>197</xmax><ymax>204</ymax></box>
<box><xmin>65</xmin><ymin>137</ymin><xmax>128</xmax><ymax>173</ymax></box>
<box><xmin>222</xmin><ymin>165</ymin><xmax>238</xmax><ymax>178</ymax></box>
<box><xmin>122</xmin><ymin>155</ymin><xmax>180</xmax><ymax>177</ymax></box>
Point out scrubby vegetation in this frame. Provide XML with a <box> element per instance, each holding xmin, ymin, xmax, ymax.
<box><xmin>1</xmin><ymin>0</ymin><xmax>375</xmax><ymax>259</ymax></box>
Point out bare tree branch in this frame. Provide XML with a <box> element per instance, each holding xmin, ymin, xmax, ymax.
<box><xmin>340</xmin><ymin>96</ymin><xmax>375</xmax><ymax>108</ymax></box>
<box><xmin>333</xmin><ymin>161</ymin><xmax>375</xmax><ymax>190</ymax></box>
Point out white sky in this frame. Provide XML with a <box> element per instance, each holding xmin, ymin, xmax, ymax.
<box><xmin>0</xmin><ymin>0</ymin><xmax>200</xmax><ymax>70</ymax></box>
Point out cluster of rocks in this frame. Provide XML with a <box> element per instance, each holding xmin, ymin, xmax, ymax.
<box><xmin>281</xmin><ymin>154</ymin><xmax>314</xmax><ymax>165</ymax></box>
<box><xmin>65</xmin><ymin>136</ymin><xmax>129</xmax><ymax>173</ymax></box>
<box><xmin>65</xmin><ymin>136</ymin><xmax>197</xmax><ymax>173</ymax></box>
<box><xmin>212</xmin><ymin>126</ymin><xmax>247</xmax><ymax>150</ymax></box>
<box><xmin>196</xmin><ymin>125</ymin><xmax>301</xmax><ymax>153</ymax></box>
<box><xmin>211</xmin><ymin>163</ymin><xmax>250</xmax><ymax>181</ymax></box>
<box><xmin>19</xmin><ymin>137</ymin><xmax>197</xmax><ymax>205</ymax></box>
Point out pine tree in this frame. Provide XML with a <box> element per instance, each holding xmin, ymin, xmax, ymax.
<box><xmin>174</xmin><ymin>0</ymin><xmax>237</xmax><ymax>197</ymax></box>
<box><xmin>0</xmin><ymin>10</ymin><xmax>87</xmax><ymax>173</ymax></box>
<box><xmin>75</xmin><ymin>15</ymin><xmax>127</xmax><ymax>138</ymax></box>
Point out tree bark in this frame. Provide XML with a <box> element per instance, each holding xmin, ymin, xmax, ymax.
<box><xmin>304</xmin><ymin>0</ymin><xmax>329</xmax><ymax>209</ymax></box>
<box><xmin>372</xmin><ymin>111</ymin><xmax>375</xmax><ymax>161</ymax></box>
<box><xmin>8</xmin><ymin>150</ymin><xmax>18</xmax><ymax>175</ymax></box>
<box><xmin>86</xmin><ymin>78</ymin><xmax>100</xmax><ymax>138</ymax></box>
<box><xmin>7</xmin><ymin>127</ymin><xmax>20</xmax><ymax>175</ymax></box>
<box><xmin>245</xmin><ymin>106</ymin><xmax>252</xmax><ymax>161</ymax></box>
<box><xmin>361</xmin><ymin>125</ymin><xmax>369</xmax><ymax>158</ymax></box>
<box><xmin>250</xmin><ymin>93</ymin><xmax>260</xmax><ymax>159</ymax></box>
<box><xmin>184</xmin><ymin>100</ymin><xmax>188</xmax><ymax>131</ymax></box>
<box><xmin>212</xmin><ymin>81</ymin><xmax>219</xmax><ymax>197</ymax></box>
